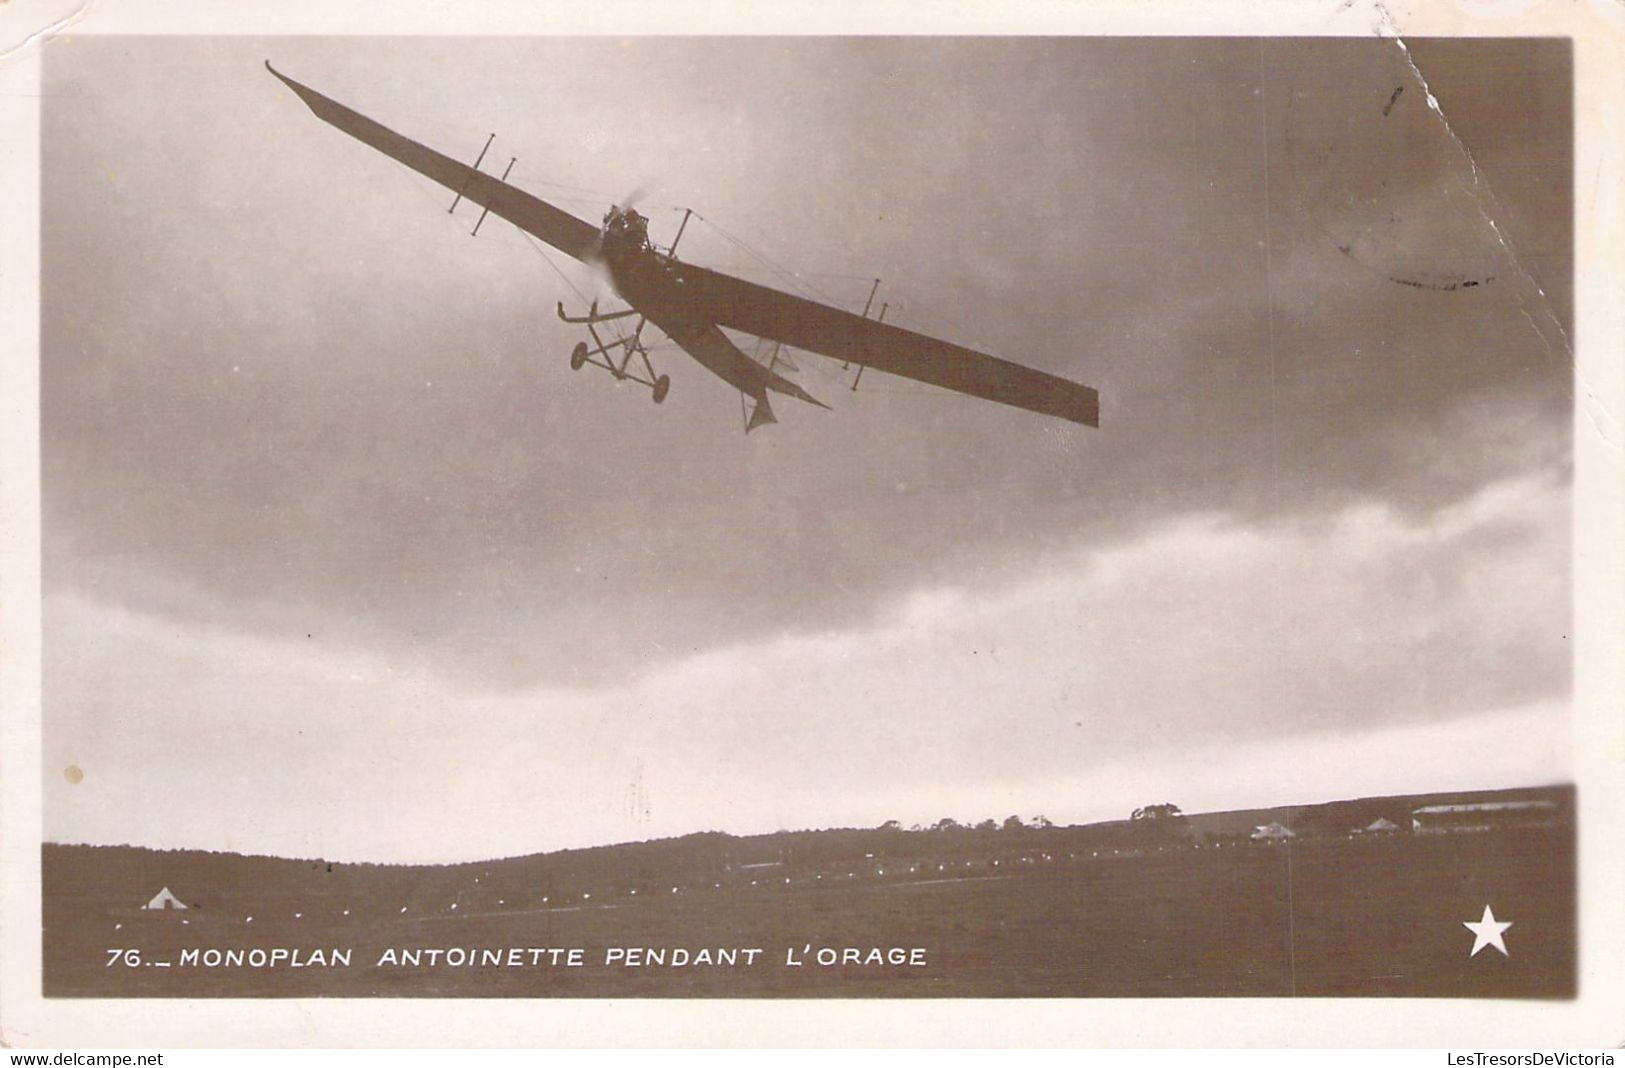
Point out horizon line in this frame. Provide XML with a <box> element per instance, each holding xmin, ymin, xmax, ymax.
<box><xmin>40</xmin><ymin>779</ymin><xmax>1575</xmax><ymax>869</ymax></box>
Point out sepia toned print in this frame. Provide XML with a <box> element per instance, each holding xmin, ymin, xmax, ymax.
<box><xmin>39</xmin><ymin>35</ymin><xmax>1574</xmax><ymax>1001</ymax></box>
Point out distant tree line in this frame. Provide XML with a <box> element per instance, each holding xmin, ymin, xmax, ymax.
<box><xmin>878</xmin><ymin>807</ymin><xmax>1177</xmax><ymax>833</ymax></box>
<box><xmin>875</xmin><ymin>815</ymin><xmax>1057</xmax><ymax>833</ymax></box>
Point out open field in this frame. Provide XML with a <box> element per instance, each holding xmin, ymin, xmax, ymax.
<box><xmin>44</xmin><ymin>808</ymin><xmax>1574</xmax><ymax>998</ymax></box>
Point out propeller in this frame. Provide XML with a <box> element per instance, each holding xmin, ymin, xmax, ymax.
<box><xmin>616</xmin><ymin>185</ymin><xmax>649</xmax><ymax>214</ymax></box>
<box><xmin>583</xmin><ymin>186</ymin><xmax>659</xmax><ymax>302</ymax></box>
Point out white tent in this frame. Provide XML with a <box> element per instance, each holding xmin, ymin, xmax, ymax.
<box><xmin>1362</xmin><ymin>817</ymin><xmax>1401</xmax><ymax>833</ymax></box>
<box><xmin>143</xmin><ymin>886</ymin><xmax>188</xmax><ymax>910</ymax></box>
<box><xmin>1250</xmin><ymin>822</ymin><xmax>1296</xmax><ymax>840</ymax></box>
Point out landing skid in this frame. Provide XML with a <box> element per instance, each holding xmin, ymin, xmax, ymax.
<box><xmin>558</xmin><ymin>301</ymin><xmax>670</xmax><ymax>404</ymax></box>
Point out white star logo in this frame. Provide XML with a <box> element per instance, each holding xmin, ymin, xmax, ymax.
<box><xmin>1463</xmin><ymin>905</ymin><xmax>1513</xmax><ymax>957</ymax></box>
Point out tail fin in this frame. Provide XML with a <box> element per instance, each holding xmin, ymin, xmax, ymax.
<box><xmin>745</xmin><ymin>394</ymin><xmax>778</xmax><ymax>433</ymax></box>
<box><xmin>767</xmin><ymin>375</ymin><xmax>830</xmax><ymax>411</ymax></box>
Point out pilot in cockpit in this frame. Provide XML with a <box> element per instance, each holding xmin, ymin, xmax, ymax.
<box><xmin>604</xmin><ymin>206</ymin><xmax>650</xmax><ymax>249</ymax></box>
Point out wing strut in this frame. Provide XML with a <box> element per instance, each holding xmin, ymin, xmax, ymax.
<box><xmin>850</xmin><ymin>302</ymin><xmax>887</xmax><ymax>391</ymax></box>
<box><xmin>448</xmin><ymin>133</ymin><xmax>494</xmax><ymax>214</ymax></box>
<box><xmin>665</xmin><ymin>208</ymin><xmax>694</xmax><ymax>257</ymax></box>
<box><xmin>471</xmin><ymin>157</ymin><xmax>517</xmax><ymax>236</ymax></box>
<box><xmin>844</xmin><ymin>278</ymin><xmax>883</xmax><ymax>372</ymax></box>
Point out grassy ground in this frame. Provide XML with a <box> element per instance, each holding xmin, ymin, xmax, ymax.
<box><xmin>44</xmin><ymin>827</ymin><xmax>1573</xmax><ymax>998</ymax></box>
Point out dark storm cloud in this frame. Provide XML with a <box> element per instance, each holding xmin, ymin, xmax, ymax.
<box><xmin>42</xmin><ymin>36</ymin><xmax>1571</xmax><ymax>690</ymax></box>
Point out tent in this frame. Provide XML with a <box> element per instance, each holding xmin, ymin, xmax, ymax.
<box><xmin>143</xmin><ymin>887</ymin><xmax>188</xmax><ymax>910</ymax></box>
<box><xmin>1250</xmin><ymin>822</ymin><xmax>1296</xmax><ymax>840</ymax></box>
<box><xmin>1362</xmin><ymin>817</ymin><xmax>1401</xmax><ymax>834</ymax></box>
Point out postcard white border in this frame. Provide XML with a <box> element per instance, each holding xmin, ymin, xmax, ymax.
<box><xmin>2</xmin><ymin>0</ymin><xmax>1621</xmax><ymax>1048</ymax></box>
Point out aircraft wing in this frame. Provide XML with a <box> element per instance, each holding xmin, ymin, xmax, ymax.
<box><xmin>269</xmin><ymin>63</ymin><xmax>1098</xmax><ymax>428</ymax></box>
<box><xmin>266</xmin><ymin>62</ymin><xmax>601</xmax><ymax>262</ymax></box>
<box><xmin>675</xmin><ymin>263</ymin><xmax>1100</xmax><ymax>427</ymax></box>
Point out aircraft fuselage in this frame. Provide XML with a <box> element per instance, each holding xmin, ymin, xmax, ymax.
<box><xmin>599</xmin><ymin>227</ymin><xmax>783</xmax><ymax>406</ymax></box>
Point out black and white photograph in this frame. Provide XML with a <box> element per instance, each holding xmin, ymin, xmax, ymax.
<box><xmin>3</xmin><ymin>0</ymin><xmax>1623</xmax><ymax>1050</ymax></box>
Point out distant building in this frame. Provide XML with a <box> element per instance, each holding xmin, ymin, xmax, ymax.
<box><xmin>1411</xmin><ymin>800</ymin><xmax>1559</xmax><ymax>835</ymax></box>
<box><xmin>144</xmin><ymin>887</ymin><xmax>188</xmax><ymax>911</ymax></box>
<box><xmin>1359</xmin><ymin>817</ymin><xmax>1401</xmax><ymax>834</ymax></box>
<box><xmin>1250</xmin><ymin>822</ymin><xmax>1295</xmax><ymax>841</ymax></box>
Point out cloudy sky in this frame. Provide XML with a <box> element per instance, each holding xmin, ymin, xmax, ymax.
<box><xmin>42</xmin><ymin>36</ymin><xmax>1572</xmax><ymax>863</ymax></box>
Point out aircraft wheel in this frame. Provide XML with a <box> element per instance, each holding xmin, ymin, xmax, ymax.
<box><xmin>652</xmin><ymin>375</ymin><xmax>671</xmax><ymax>404</ymax></box>
<box><xmin>570</xmin><ymin>342</ymin><xmax>588</xmax><ymax>370</ymax></box>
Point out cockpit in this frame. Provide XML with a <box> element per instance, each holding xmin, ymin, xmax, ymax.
<box><xmin>602</xmin><ymin>205</ymin><xmax>651</xmax><ymax>251</ymax></box>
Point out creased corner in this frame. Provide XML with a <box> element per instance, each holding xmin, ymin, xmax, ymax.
<box><xmin>1370</xmin><ymin>3</ymin><xmax>1620</xmax><ymax>457</ymax></box>
<box><xmin>0</xmin><ymin>0</ymin><xmax>96</xmax><ymax>66</ymax></box>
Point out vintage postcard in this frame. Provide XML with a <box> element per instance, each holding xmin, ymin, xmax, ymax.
<box><xmin>2</xmin><ymin>0</ymin><xmax>1621</xmax><ymax>1049</ymax></box>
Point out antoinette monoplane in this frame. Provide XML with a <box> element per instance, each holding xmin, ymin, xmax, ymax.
<box><xmin>267</xmin><ymin>63</ymin><xmax>1099</xmax><ymax>432</ymax></box>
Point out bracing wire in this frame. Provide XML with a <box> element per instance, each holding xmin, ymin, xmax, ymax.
<box><xmin>690</xmin><ymin>214</ymin><xmax>852</xmax><ymax>309</ymax></box>
<box><xmin>515</xmin><ymin>229</ymin><xmax>592</xmax><ymax>306</ymax></box>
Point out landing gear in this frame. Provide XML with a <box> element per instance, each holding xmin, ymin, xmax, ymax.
<box><xmin>556</xmin><ymin>300</ymin><xmax>669</xmax><ymax>404</ymax></box>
